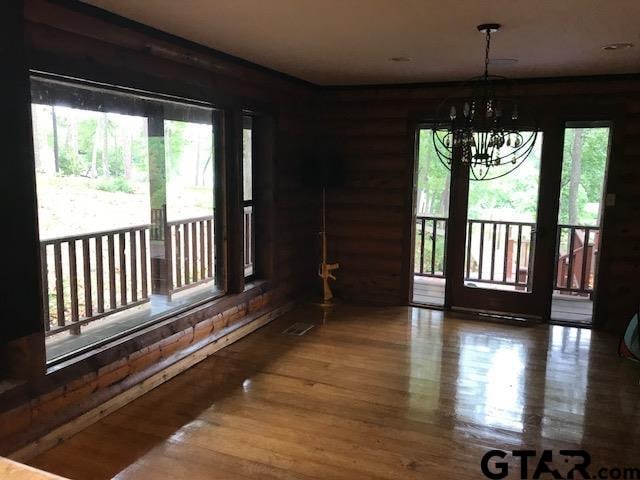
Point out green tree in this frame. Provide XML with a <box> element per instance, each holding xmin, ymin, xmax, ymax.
<box><xmin>559</xmin><ymin>128</ymin><xmax>609</xmax><ymax>226</ymax></box>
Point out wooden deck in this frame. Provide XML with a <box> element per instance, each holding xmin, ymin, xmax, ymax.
<box><xmin>412</xmin><ymin>276</ymin><xmax>445</xmax><ymax>306</ymax></box>
<box><xmin>28</xmin><ymin>304</ymin><xmax>638</xmax><ymax>479</ymax></box>
<box><xmin>413</xmin><ymin>275</ymin><xmax>593</xmax><ymax>324</ymax></box>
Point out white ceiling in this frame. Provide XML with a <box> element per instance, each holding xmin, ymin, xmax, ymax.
<box><xmin>81</xmin><ymin>0</ymin><xmax>640</xmax><ymax>85</ymax></box>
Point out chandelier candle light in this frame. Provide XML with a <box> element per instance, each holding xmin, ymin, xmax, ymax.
<box><xmin>432</xmin><ymin>24</ymin><xmax>538</xmax><ymax>180</ymax></box>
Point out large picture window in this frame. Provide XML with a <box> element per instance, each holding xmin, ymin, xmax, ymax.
<box><xmin>31</xmin><ymin>76</ymin><xmax>225</xmax><ymax>363</ymax></box>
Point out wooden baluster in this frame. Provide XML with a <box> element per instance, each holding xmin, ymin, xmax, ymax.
<box><xmin>466</xmin><ymin>222</ymin><xmax>473</xmax><ymax>279</ymax></box>
<box><xmin>175</xmin><ymin>225</ymin><xmax>182</xmax><ymax>288</ymax></box>
<box><xmin>130</xmin><ymin>229</ymin><xmax>138</xmax><ymax>302</ymax></box>
<box><xmin>191</xmin><ymin>222</ymin><xmax>198</xmax><ymax>281</ymax></box>
<box><xmin>54</xmin><ymin>242</ymin><xmax>65</xmax><ymax>327</ymax></box>
<box><xmin>430</xmin><ymin>218</ymin><xmax>437</xmax><ymax>275</ymax></box>
<box><xmin>419</xmin><ymin>218</ymin><xmax>426</xmax><ymax>274</ymax></box>
<box><xmin>478</xmin><ymin>222</ymin><xmax>485</xmax><ymax>280</ymax></box>
<box><xmin>442</xmin><ymin>219</ymin><xmax>448</xmax><ymax>278</ymax></box>
<box><xmin>515</xmin><ymin>225</ymin><xmax>523</xmax><ymax>285</ymax></box>
<box><xmin>108</xmin><ymin>234</ymin><xmax>116</xmax><ymax>310</ymax></box>
<box><xmin>567</xmin><ymin>227</ymin><xmax>576</xmax><ymax>290</ymax></box>
<box><xmin>554</xmin><ymin>226</ymin><xmax>562</xmax><ymax>289</ymax></box>
<box><xmin>41</xmin><ymin>244</ymin><xmax>50</xmax><ymax>331</ymax></box>
<box><xmin>164</xmin><ymin>220</ymin><xmax>173</xmax><ymax>294</ymax></box>
<box><xmin>490</xmin><ymin>223</ymin><xmax>497</xmax><ymax>282</ymax></box>
<box><xmin>183</xmin><ymin>223</ymin><xmax>190</xmax><ymax>285</ymax></box>
<box><xmin>580</xmin><ymin>228</ymin><xmax>590</xmax><ymax>292</ymax></box>
<box><xmin>119</xmin><ymin>232</ymin><xmax>127</xmax><ymax>305</ymax></box>
<box><xmin>96</xmin><ymin>235</ymin><xmax>104</xmax><ymax>313</ymax></box>
<box><xmin>140</xmin><ymin>229</ymin><xmax>148</xmax><ymax>298</ymax></box>
<box><xmin>82</xmin><ymin>238</ymin><xmax>92</xmax><ymax>319</ymax></box>
<box><xmin>207</xmin><ymin>219</ymin><xmax>213</xmax><ymax>278</ymax></box>
<box><xmin>200</xmin><ymin>220</ymin><xmax>206</xmax><ymax>281</ymax></box>
<box><xmin>68</xmin><ymin>241</ymin><xmax>80</xmax><ymax>334</ymax></box>
<box><xmin>503</xmin><ymin>224</ymin><xmax>509</xmax><ymax>283</ymax></box>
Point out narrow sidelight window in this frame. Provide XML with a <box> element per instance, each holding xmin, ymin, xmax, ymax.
<box><xmin>551</xmin><ymin>122</ymin><xmax>611</xmax><ymax>325</ymax></box>
<box><xmin>412</xmin><ymin>127</ymin><xmax>451</xmax><ymax>306</ymax></box>
<box><xmin>242</xmin><ymin>115</ymin><xmax>255</xmax><ymax>278</ymax></box>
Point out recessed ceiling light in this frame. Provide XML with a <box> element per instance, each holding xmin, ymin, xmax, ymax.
<box><xmin>489</xmin><ymin>58</ymin><xmax>518</xmax><ymax>66</ymax></box>
<box><xmin>602</xmin><ymin>42</ymin><xmax>634</xmax><ymax>51</ymax></box>
<box><xmin>390</xmin><ymin>57</ymin><xmax>412</xmax><ymax>62</ymax></box>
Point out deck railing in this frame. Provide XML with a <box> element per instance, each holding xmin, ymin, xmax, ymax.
<box><xmin>40</xmin><ymin>213</ymin><xmax>224</xmax><ymax>336</ymax></box>
<box><xmin>465</xmin><ymin>219</ymin><xmax>535</xmax><ymax>289</ymax></box>
<box><xmin>415</xmin><ymin>216</ymin><xmax>600</xmax><ymax>295</ymax></box>
<box><xmin>414</xmin><ymin>216</ymin><xmax>535</xmax><ymax>287</ymax></box>
<box><xmin>415</xmin><ymin>216</ymin><xmax>447</xmax><ymax>277</ymax></box>
<box><xmin>554</xmin><ymin>225</ymin><xmax>599</xmax><ymax>294</ymax></box>
<box><xmin>167</xmin><ymin>216</ymin><xmax>215</xmax><ymax>292</ymax></box>
<box><xmin>40</xmin><ymin>224</ymin><xmax>151</xmax><ymax>336</ymax></box>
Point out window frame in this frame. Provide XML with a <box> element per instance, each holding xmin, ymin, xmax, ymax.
<box><xmin>29</xmin><ymin>72</ymin><xmax>233</xmax><ymax>366</ymax></box>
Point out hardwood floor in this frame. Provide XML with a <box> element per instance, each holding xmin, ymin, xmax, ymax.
<box><xmin>29</xmin><ymin>304</ymin><xmax>640</xmax><ymax>479</ymax></box>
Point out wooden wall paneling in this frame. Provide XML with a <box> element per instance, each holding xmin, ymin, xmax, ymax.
<box><xmin>0</xmin><ymin>0</ymin><xmax>46</xmax><ymax>379</ymax></box>
<box><xmin>254</xmin><ymin>115</ymin><xmax>277</xmax><ymax>281</ymax></box>
<box><xmin>317</xmin><ymin>81</ymin><xmax>640</xmax><ymax>330</ymax></box>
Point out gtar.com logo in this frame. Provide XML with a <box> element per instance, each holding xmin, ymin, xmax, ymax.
<box><xmin>481</xmin><ymin>450</ymin><xmax>640</xmax><ymax>480</ymax></box>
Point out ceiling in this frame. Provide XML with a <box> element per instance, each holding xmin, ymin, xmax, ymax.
<box><xmin>81</xmin><ymin>0</ymin><xmax>640</xmax><ymax>86</ymax></box>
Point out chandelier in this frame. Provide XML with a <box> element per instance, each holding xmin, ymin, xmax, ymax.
<box><xmin>432</xmin><ymin>24</ymin><xmax>538</xmax><ymax>180</ymax></box>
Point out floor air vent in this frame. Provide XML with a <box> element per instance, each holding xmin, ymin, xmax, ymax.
<box><xmin>282</xmin><ymin>322</ymin><xmax>315</xmax><ymax>336</ymax></box>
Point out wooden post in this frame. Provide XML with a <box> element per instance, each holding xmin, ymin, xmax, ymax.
<box><xmin>226</xmin><ymin>108</ymin><xmax>245</xmax><ymax>294</ymax></box>
<box><xmin>213</xmin><ymin>110</ymin><xmax>227</xmax><ymax>292</ymax></box>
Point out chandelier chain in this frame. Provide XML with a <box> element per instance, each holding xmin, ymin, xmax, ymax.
<box><xmin>484</xmin><ymin>28</ymin><xmax>491</xmax><ymax>80</ymax></box>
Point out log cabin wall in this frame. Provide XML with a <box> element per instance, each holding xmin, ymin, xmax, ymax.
<box><xmin>0</xmin><ymin>0</ymin><xmax>316</xmax><ymax>456</ymax></box>
<box><xmin>316</xmin><ymin>79</ymin><xmax>640</xmax><ymax>332</ymax></box>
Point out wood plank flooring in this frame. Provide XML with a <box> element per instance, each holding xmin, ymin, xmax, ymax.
<box><xmin>29</xmin><ymin>304</ymin><xmax>640</xmax><ymax>479</ymax></box>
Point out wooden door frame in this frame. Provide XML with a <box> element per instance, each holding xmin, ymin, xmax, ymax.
<box><xmin>547</xmin><ymin>103</ymin><xmax>625</xmax><ymax>328</ymax></box>
<box><xmin>444</xmin><ymin>114</ymin><xmax>558</xmax><ymax>320</ymax></box>
<box><xmin>406</xmin><ymin>96</ymin><xmax>623</xmax><ymax>323</ymax></box>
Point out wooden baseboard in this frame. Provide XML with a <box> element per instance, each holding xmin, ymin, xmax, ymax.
<box><xmin>9</xmin><ymin>301</ymin><xmax>294</xmax><ymax>463</ymax></box>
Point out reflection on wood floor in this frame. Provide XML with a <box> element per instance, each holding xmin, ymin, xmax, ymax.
<box><xmin>30</xmin><ymin>304</ymin><xmax>640</xmax><ymax>479</ymax></box>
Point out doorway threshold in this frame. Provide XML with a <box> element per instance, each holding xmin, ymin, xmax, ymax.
<box><xmin>452</xmin><ymin>306</ymin><xmax>542</xmax><ymax>325</ymax></box>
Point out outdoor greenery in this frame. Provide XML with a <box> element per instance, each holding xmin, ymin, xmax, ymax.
<box><xmin>31</xmin><ymin>104</ymin><xmax>215</xmax><ymax>238</ymax></box>
<box><xmin>559</xmin><ymin>127</ymin><xmax>610</xmax><ymax>226</ymax></box>
<box><xmin>96</xmin><ymin>177</ymin><xmax>136</xmax><ymax>194</ymax></box>
<box><xmin>416</xmin><ymin>127</ymin><xmax>609</xmax><ymax>225</ymax></box>
<box><xmin>414</xmin><ymin>127</ymin><xmax>610</xmax><ymax>275</ymax></box>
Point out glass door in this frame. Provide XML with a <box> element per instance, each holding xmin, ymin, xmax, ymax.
<box><xmin>446</xmin><ymin>130</ymin><xmax>552</xmax><ymax>319</ymax></box>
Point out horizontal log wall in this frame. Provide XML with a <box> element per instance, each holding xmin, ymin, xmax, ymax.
<box><xmin>317</xmin><ymin>80</ymin><xmax>640</xmax><ymax>331</ymax></box>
